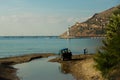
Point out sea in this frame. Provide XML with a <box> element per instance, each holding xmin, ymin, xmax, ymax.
<box><xmin>0</xmin><ymin>36</ymin><xmax>104</xmax><ymax>80</ymax></box>
<box><xmin>0</xmin><ymin>36</ymin><xmax>103</xmax><ymax>58</ymax></box>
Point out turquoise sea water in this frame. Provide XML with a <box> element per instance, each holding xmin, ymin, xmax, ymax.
<box><xmin>0</xmin><ymin>36</ymin><xmax>103</xmax><ymax>58</ymax></box>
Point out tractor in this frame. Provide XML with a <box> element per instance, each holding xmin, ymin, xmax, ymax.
<box><xmin>59</xmin><ymin>48</ymin><xmax>72</xmax><ymax>61</ymax></box>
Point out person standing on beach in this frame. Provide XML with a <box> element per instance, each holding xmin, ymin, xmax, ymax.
<box><xmin>84</xmin><ymin>48</ymin><xmax>88</xmax><ymax>55</ymax></box>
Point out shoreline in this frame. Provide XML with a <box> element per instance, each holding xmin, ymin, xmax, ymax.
<box><xmin>0</xmin><ymin>53</ymin><xmax>103</xmax><ymax>80</ymax></box>
<box><xmin>0</xmin><ymin>53</ymin><xmax>55</xmax><ymax>80</ymax></box>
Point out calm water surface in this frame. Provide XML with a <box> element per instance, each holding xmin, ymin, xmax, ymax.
<box><xmin>14</xmin><ymin>56</ymin><xmax>75</xmax><ymax>80</ymax></box>
<box><xmin>0</xmin><ymin>36</ymin><xmax>103</xmax><ymax>58</ymax></box>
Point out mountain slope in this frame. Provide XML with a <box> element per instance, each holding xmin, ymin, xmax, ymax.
<box><xmin>60</xmin><ymin>5</ymin><xmax>120</xmax><ymax>38</ymax></box>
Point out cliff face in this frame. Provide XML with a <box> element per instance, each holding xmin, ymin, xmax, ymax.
<box><xmin>60</xmin><ymin>5</ymin><xmax>120</xmax><ymax>38</ymax></box>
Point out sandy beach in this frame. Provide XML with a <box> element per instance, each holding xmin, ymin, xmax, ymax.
<box><xmin>49</xmin><ymin>54</ymin><xmax>103</xmax><ymax>80</ymax></box>
<box><xmin>0</xmin><ymin>53</ymin><xmax>103</xmax><ymax>80</ymax></box>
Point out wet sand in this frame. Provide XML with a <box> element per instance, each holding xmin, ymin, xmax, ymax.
<box><xmin>0</xmin><ymin>53</ymin><xmax>103</xmax><ymax>80</ymax></box>
<box><xmin>49</xmin><ymin>54</ymin><xmax>103</xmax><ymax>80</ymax></box>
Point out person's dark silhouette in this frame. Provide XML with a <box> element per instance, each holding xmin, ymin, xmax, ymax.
<box><xmin>84</xmin><ymin>48</ymin><xmax>88</xmax><ymax>55</ymax></box>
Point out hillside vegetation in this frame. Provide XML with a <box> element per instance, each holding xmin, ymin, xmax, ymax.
<box><xmin>60</xmin><ymin>5</ymin><xmax>120</xmax><ymax>38</ymax></box>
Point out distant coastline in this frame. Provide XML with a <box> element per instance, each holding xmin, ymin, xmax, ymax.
<box><xmin>59</xmin><ymin>36</ymin><xmax>105</xmax><ymax>39</ymax></box>
<box><xmin>0</xmin><ymin>36</ymin><xmax>59</xmax><ymax>39</ymax></box>
<box><xmin>0</xmin><ymin>35</ymin><xmax>105</xmax><ymax>39</ymax></box>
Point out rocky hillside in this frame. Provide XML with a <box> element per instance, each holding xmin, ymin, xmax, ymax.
<box><xmin>60</xmin><ymin>5</ymin><xmax>120</xmax><ymax>38</ymax></box>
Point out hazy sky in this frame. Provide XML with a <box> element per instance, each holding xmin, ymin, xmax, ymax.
<box><xmin>0</xmin><ymin>0</ymin><xmax>119</xmax><ymax>36</ymax></box>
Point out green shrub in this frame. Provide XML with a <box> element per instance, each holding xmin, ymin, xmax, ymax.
<box><xmin>94</xmin><ymin>14</ymin><xmax>120</xmax><ymax>79</ymax></box>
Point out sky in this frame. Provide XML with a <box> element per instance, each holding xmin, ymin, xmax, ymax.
<box><xmin>0</xmin><ymin>0</ymin><xmax>119</xmax><ymax>36</ymax></box>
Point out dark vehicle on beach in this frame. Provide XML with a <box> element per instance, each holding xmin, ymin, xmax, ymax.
<box><xmin>59</xmin><ymin>48</ymin><xmax>72</xmax><ymax>61</ymax></box>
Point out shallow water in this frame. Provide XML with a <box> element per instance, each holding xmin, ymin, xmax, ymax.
<box><xmin>14</xmin><ymin>56</ymin><xmax>75</xmax><ymax>80</ymax></box>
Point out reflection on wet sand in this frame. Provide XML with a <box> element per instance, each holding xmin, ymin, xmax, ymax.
<box><xmin>54</xmin><ymin>56</ymin><xmax>86</xmax><ymax>80</ymax></box>
<box><xmin>59</xmin><ymin>62</ymin><xmax>71</xmax><ymax>74</ymax></box>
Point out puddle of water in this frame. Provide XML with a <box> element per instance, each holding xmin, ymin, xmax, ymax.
<box><xmin>14</xmin><ymin>56</ymin><xmax>75</xmax><ymax>80</ymax></box>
